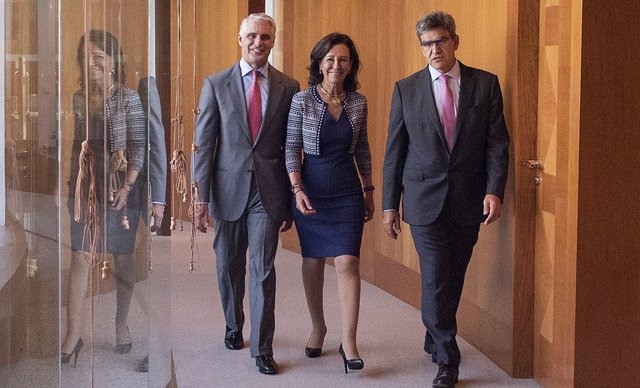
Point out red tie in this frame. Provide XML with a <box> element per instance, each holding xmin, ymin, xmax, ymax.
<box><xmin>439</xmin><ymin>74</ymin><xmax>456</xmax><ymax>152</ymax></box>
<box><xmin>248</xmin><ymin>70</ymin><xmax>262</xmax><ymax>142</ymax></box>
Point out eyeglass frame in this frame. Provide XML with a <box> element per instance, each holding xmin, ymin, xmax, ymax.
<box><xmin>420</xmin><ymin>36</ymin><xmax>452</xmax><ymax>49</ymax></box>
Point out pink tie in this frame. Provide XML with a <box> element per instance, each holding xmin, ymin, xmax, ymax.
<box><xmin>248</xmin><ymin>70</ymin><xmax>262</xmax><ymax>142</ymax></box>
<box><xmin>439</xmin><ymin>74</ymin><xmax>456</xmax><ymax>152</ymax></box>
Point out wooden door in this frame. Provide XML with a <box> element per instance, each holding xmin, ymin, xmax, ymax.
<box><xmin>532</xmin><ymin>1</ymin><xmax>582</xmax><ymax>386</ymax></box>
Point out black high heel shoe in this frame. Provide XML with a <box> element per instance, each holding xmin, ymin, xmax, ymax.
<box><xmin>61</xmin><ymin>338</ymin><xmax>83</xmax><ymax>367</ymax></box>
<box><xmin>304</xmin><ymin>328</ymin><xmax>326</xmax><ymax>358</ymax></box>
<box><xmin>115</xmin><ymin>326</ymin><xmax>132</xmax><ymax>354</ymax></box>
<box><xmin>305</xmin><ymin>345</ymin><xmax>322</xmax><ymax>358</ymax></box>
<box><xmin>338</xmin><ymin>343</ymin><xmax>364</xmax><ymax>374</ymax></box>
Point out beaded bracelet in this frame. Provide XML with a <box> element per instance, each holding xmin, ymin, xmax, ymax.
<box><xmin>291</xmin><ymin>183</ymin><xmax>304</xmax><ymax>193</ymax></box>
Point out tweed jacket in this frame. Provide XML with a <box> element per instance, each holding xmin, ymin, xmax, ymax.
<box><xmin>285</xmin><ymin>86</ymin><xmax>371</xmax><ymax>176</ymax></box>
<box><xmin>72</xmin><ymin>86</ymin><xmax>146</xmax><ymax>173</ymax></box>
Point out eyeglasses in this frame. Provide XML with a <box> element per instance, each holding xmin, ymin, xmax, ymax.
<box><xmin>420</xmin><ymin>36</ymin><xmax>451</xmax><ymax>49</ymax></box>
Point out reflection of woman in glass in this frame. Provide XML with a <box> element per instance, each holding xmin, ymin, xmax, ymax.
<box><xmin>61</xmin><ymin>30</ymin><xmax>145</xmax><ymax>366</ymax></box>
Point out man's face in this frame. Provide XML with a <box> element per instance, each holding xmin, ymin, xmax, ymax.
<box><xmin>238</xmin><ymin>19</ymin><xmax>275</xmax><ymax>69</ymax></box>
<box><xmin>419</xmin><ymin>27</ymin><xmax>459</xmax><ymax>73</ymax></box>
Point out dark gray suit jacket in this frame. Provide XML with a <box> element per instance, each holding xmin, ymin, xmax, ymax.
<box><xmin>382</xmin><ymin>62</ymin><xmax>510</xmax><ymax>226</ymax></box>
<box><xmin>193</xmin><ymin>62</ymin><xmax>300</xmax><ymax>222</ymax></box>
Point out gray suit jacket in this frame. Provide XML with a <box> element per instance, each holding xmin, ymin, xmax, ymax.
<box><xmin>138</xmin><ymin>76</ymin><xmax>167</xmax><ymax>206</ymax></box>
<box><xmin>193</xmin><ymin>62</ymin><xmax>300</xmax><ymax>222</ymax></box>
<box><xmin>382</xmin><ymin>62</ymin><xmax>510</xmax><ymax>226</ymax></box>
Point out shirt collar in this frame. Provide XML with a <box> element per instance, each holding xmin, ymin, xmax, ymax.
<box><xmin>240</xmin><ymin>58</ymin><xmax>269</xmax><ymax>79</ymax></box>
<box><xmin>429</xmin><ymin>60</ymin><xmax>460</xmax><ymax>83</ymax></box>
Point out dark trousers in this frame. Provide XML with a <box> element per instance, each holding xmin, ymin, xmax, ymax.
<box><xmin>213</xmin><ymin>178</ymin><xmax>280</xmax><ymax>358</ymax></box>
<box><xmin>410</xmin><ymin>204</ymin><xmax>480</xmax><ymax>367</ymax></box>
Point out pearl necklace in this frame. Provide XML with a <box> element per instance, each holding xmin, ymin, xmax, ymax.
<box><xmin>318</xmin><ymin>84</ymin><xmax>345</xmax><ymax>106</ymax></box>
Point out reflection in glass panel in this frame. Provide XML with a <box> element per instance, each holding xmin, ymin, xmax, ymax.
<box><xmin>2</xmin><ymin>0</ymin><xmax>60</xmax><ymax>386</ymax></box>
<box><xmin>1</xmin><ymin>0</ymin><xmax>167</xmax><ymax>386</ymax></box>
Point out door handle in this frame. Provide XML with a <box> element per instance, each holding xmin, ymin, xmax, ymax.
<box><xmin>523</xmin><ymin>160</ymin><xmax>543</xmax><ymax>170</ymax></box>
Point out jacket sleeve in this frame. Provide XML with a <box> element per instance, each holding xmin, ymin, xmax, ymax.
<box><xmin>484</xmin><ymin>75</ymin><xmax>510</xmax><ymax>201</ymax></box>
<box><xmin>125</xmin><ymin>90</ymin><xmax>147</xmax><ymax>173</ymax></box>
<box><xmin>285</xmin><ymin>92</ymin><xmax>304</xmax><ymax>173</ymax></box>
<box><xmin>353</xmin><ymin>97</ymin><xmax>372</xmax><ymax>176</ymax></box>
<box><xmin>192</xmin><ymin>77</ymin><xmax>220</xmax><ymax>204</ymax></box>
<box><xmin>382</xmin><ymin>82</ymin><xmax>409</xmax><ymax>211</ymax></box>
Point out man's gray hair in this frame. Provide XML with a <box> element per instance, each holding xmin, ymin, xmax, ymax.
<box><xmin>416</xmin><ymin>11</ymin><xmax>457</xmax><ymax>39</ymax></box>
<box><xmin>239</xmin><ymin>13</ymin><xmax>276</xmax><ymax>36</ymax></box>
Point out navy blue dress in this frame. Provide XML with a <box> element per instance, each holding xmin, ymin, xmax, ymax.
<box><xmin>293</xmin><ymin>109</ymin><xmax>364</xmax><ymax>258</ymax></box>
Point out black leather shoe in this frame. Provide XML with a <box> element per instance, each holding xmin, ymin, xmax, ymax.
<box><xmin>224</xmin><ymin>328</ymin><xmax>244</xmax><ymax>350</ymax></box>
<box><xmin>433</xmin><ymin>365</ymin><xmax>459</xmax><ymax>388</ymax></box>
<box><xmin>255</xmin><ymin>354</ymin><xmax>279</xmax><ymax>375</ymax></box>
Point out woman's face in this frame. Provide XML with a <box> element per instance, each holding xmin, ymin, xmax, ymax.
<box><xmin>319</xmin><ymin>43</ymin><xmax>352</xmax><ymax>86</ymax></box>
<box><xmin>86</xmin><ymin>42</ymin><xmax>114</xmax><ymax>85</ymax></box>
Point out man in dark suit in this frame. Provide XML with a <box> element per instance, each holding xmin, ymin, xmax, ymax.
<box><xmin>192</xmin><ymin>13</ymin><xmax>299</xmax><ymax>375</ymax></box>
<box><xmin>382</xmin><ymin>11</ymin><xmax>510</xmax><ymax>388</ymax></box>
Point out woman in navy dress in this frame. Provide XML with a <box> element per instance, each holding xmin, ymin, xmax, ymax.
<box><xmin>285</xmin><ymin>33</ymin><xmax>374</xmax><ymax>373</ymax></box>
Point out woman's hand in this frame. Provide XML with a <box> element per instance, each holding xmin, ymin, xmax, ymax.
<box><xmin>295</xmin><ymin>190</ymin><xmax>316</xmax><ymax>216</ymax></box>
<box><xmin>110</xmin><ymin>187</ymin><xmax>129</xmax><ymax>211</ymax></box>
<box><xmin>363</xmin><ymin>191</ymin><xmax>375</xmax><ymax>222</ymax></box>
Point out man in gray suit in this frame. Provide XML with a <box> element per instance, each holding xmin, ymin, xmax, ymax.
<box><xmin>192</xmin><ymin>13</ymin><xmax>299</xmax><ymax>375</ymax></box>
<box><xmin>382</xmin><ymin>11</ymin><xmax>509</xmax><ymax>388</ymax></box>
<box><xmin>137</xmin><ymin>75</ymin><xmax>168</xmax><ymax>375</ymax></box>
<box><xmin>138</xmin><ymin>76</ymin><xmax>167</xmax><ymax>233</ymax></box>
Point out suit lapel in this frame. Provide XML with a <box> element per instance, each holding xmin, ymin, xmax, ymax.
<box><xmin>455</xmin><ymin>63</ymin><xmax>475</xmax><ymax>140</ymax></box>
<box><xmin>257</xmin><ymin>65</ymin><xmax>284</xmax><ymax>143</ymax></box>
<box><xmin>225</xmin><ymin>63</ymin><xmax>252</xmax><ymax>140</ymax></box>
<box><xmin>419</xmin><ymin>68</ymin><xmax>448</xmax><ymax>149</ymax></box>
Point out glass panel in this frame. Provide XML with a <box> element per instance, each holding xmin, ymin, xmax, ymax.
<box><xmin>2</xmin><ymin>0</ymin><xmax>164</xmax><ymax>386</ymax></box>
<box><xmin>2</xmin><ymin>0</ymin><xmax>61</xmax><ymax>386</ymax></box>
<box><xmin>59</xmin><ymin>1</ymin><xmax>151</xmax><ymax>386</ymax></box>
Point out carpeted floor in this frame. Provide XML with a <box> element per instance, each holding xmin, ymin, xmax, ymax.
<box><xmin>1</xmin><ymin>211</ymin><xmax>540</xmax><ymax>387</ymax></box>
<box><xmin>168</xmin><ymin>226</ymin><xmax>540</xmax><ymax>388</ymax></box>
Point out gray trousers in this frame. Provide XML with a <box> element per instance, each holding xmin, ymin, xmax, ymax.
<box><xmin>213</xmin><ymin>181</ymin><xmax>280</xmax><ymax>358</ymax></box>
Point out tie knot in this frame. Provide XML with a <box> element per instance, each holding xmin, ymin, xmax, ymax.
<box><xmin>439</xmin><ymin>74</ymin><xmax>450</xmax><ymax>84</ymax></box>
<box><xmin>252</xmin><ymin>70</ymin><xmax>260</xmax><ymax>80</ymax></box>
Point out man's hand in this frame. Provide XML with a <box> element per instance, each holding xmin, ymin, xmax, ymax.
<box><xmin>150</xmin><ymin>204</ymin><xmax>165</xmax><ymax>233</ymax></box>
<box><xmin>194</xmin><ymin>203</ymin><xmax>211</xmax><ymax>233</ymax></box>
<box><xmin>483</xmin><ymin>194</ymin><xmax>502</xmax><ymax>225</ymax></box>
<box><xmin>383</xmin><ymin>210</ymin><xmax>402</xmax><ymax>239</ymax></box>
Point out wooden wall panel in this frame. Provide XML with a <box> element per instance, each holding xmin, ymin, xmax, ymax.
<box><xmin>574</xmin><ymin>1</ymin><xmax>640</xmax><ymax>387</ymax></box>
